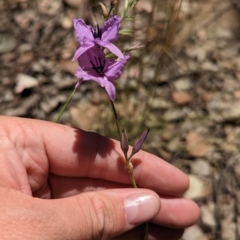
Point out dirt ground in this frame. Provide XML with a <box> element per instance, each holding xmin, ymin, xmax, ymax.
<box><xmin>1</xmin><ymin>0</ymin><xmax>240</xmax><ymax>239</ymax></box>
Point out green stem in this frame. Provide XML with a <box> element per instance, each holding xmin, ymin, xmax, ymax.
<box><xmin>110</xmin><ymin>100</ymin><xmax>121</xmax><ymax>139</ymax></box>
<box><xmin>109</xmin><ymin>99</ymin><xmax>148</xmax><ymax>240</ymax></box>
<box><xmin>56</xmin><ymin>88</ymin><xmax>76</xmax><ymax>123</ymax></box>
<box><xmin>107</xmin><ymin>6</ymin><xmax>114</xmax><ymax>20</ymax></box>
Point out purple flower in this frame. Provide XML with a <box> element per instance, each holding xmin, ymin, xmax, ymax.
<box><xmin>75</xmin><ymin>46</ymin><xmax>129</xmax><ymax>101</ymax></box>
<box><xmin>72</xmin><ymin>15</ymin><xmax>123</xmax><ymax>61</ymax></box>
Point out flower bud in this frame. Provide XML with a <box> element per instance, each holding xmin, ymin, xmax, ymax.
<box><xmin>99</xmin><ymin>2</ymin><xmax>108</xmax><ymax>19</ymax></box>
<box><xmin>121</xmin><ymin>129</ymin><xmax>129</xmax><ymax>156</ymax></box>
<box><xmin>111</xmin><ymin>0</ymin><xmax>118</xmax><ymax>8</ymax></box>
<box><xmin>132</xmin><ymin>129</ymin><xmax>149</xmax><ymax>155</ymax></box>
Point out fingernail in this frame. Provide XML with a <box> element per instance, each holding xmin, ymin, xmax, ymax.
<box><xmin>124</xmin><ymin>193</ymin><xmax>159</xmax><ymax>225</ymax></box>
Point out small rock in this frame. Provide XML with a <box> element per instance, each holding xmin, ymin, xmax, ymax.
<box><xmin>4</xmin><ymin>94</ymin><xmax>39</xmax><ymax>116</ymax></box>
<box><xmin>37</xmin><ymin>0</ymin><xmax>63</xmax><ymax>15</ymax></box>
<box><xmin>3</xmin><ymin>90</ymin><xmax>14</xmax><ymax>102</ymax></box>
<box><xmin>201</xmin><ymin>61</ymin><xmax>218</xmax><ymax>72</ymax></box>
<box><xmin>2</xmin><ymin>52</ymin><xmax>16</xmax><ymax>65</ymax></box>
<box><xmin>61</xmin><ymin>49</ymin><xmax>74</xmax><ymax>59</ymax></box>
<box><xmin>128</xmin><ymin>65</ymin><xmax>140</xmax><ymax>79</ymax></box>
<box><xmin>14</xmin><ymin>13</ymin><xmax>31</xmax><ymax>29</ymax></box>
<box><xmin>224</xmin><ymin>101</ymin><xmax>240</xmax><ymax>121</ymax></box>
<box><xmin>56</xmin><ymin>77</ymin><xmax>76</xmax><ymax>89</ymax></box>
<box><xmin>208</xmin><ymin>100</ymin><xmax>240</xmax><ymax>122</ymax></box>
<box><xmin>185</xmin><ymin>45</ymin><xmax>206</xmax><ymax>62</ymax></box>
<box><xmin>60</xmin><ymin>60</ymin><xmax>78</xmax><ymax>75</ymax></box>
<box><xmin>142</xmin><ymin>67</ymin><xmax>155</xmax><ymax>81</ymax></box>
<box><xmin>17</xmin><ymin>52</ymin><xmax>34</xmax><ymax>65</ymax></box>
<box><xmin>163</xmin><ymin>108</ymin><xmax>188</xmax><ymax>122</ymax></box>
<box><xmin>31</xmin><ymin>61</ymin><xmax>44</xmax><ymax>72</ymax></box>
<box><xmin>0</xmin><ymin>34</ymin><xmax>17</xmax><ymax>54</ymax></box>
<box><xmin>182</xmin><ymin>225</ymin><xmax>207</xmax><ymax>240</ymax></box>
<box><xmin>197</xmin><ymin>29</ymin><xmax>207</xmax><ymax>42</ymax></box>
<box><xmin>173</xmin><ymin>78</ymin><xmax>192</xmax><ymax>91</ymax></box>
<box><xmin>172</xmin><ymin>91</ymin><xmax>193</xmax><ymax>105</ymax></box>
<box><xmin>231</xmin><ymin>154</ymin><xmax>240</xmax><ymax>184</ymax></box>
<box><xmin>70</xmin><ymin>102</ymin><xmax>102</xmax><ymax>131</ymax></box>
<box><xmin>15</xmin><ymin>74</ymin><xmax>39</xmax><ymax>94</ymax></box>
<box><xmin>186</xmin><ymin>132</ymin><xmax>212</xmax><ymax>157</ymax></box>
<box><xmin>221</xmin><ymin>222</ymin><xmax>237</xmax><ymax>240</ymax></box>
<box><xmin>41</xmin><ymin>95</ymin><xmax>66</xmax><ymax>114</ymax></box>
<box><xmin>167</xmin><ymin>137</ymin><xmax>181</xmax><ymax>152</ymax></box>
<box><xmin>91</xmin><ymin>91</ymin><xmax>109</xmax><ymax>104</ymax></box>
<box><xmin>207</xmin><ymin>99</ymin><xmax>227</xmax><ymax>112</ymax></box>
<box><xmin>127</xmin><ymin>79</ymin><xmax>138</xmax><ymax>90</ymax></box>
<box><xmin>201</xmin><ymin>202</ymin><xmax>217</xmax><ymax>228</ymax></box>
<box><xmin>150</xmin><ymin>98</ymin><xmax>172</xmax><ymax>110</ymax></box>
<box><xmin>234</xmin><ymin>90</ymin><xmax>240</xmax><ymax>99</ymax></box>
<box><xmin>61</xmin><ymin>15</ymin><xmax>72</xmax><ymax>29</ymax></box>
<box><xmin>161</xmin><ymin>124</ymin><xmax>175</xmax><ymax>141</ymax></box>
<box><xmin>184</xmin><ymin>174</ymin><xmax>211</xmax><ymax>199</ymax></box>
<box><xmin>18</xmin><ymin>44</ymin><xmax>33</xmax><ymax>53</ymax></box>
<box><xmin>191</xmin><ymin>159</ymin><xmax>212</xmax><ymax>177</ymax></box>
<box><xmin>216</xmin><ymin>27</ymin><xmax>233</xmax><ymax>39</ymax></box>
<box><xmin>223</xmin><ymin>77</ymin><xmax>240</xmax><ymax>93</ymax></box>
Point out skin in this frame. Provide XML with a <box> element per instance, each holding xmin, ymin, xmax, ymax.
<box><xmin>0</xmin><ymin>116</ymin><xmax>200</xmax><ymax>239</ymax></box>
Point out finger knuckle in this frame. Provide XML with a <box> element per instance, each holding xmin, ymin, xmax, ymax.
<box><xmin>90</xmin><ymin>193</ymin><xmax>118</xmax><ymax>240</ymax></box>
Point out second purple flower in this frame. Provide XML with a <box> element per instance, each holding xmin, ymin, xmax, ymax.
<box><xmin>75</xmin><ymin>46</ymin><xmax>129</xmax><ymax>101</ymax></box>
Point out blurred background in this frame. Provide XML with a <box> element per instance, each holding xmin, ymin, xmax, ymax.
<box><xmin>1</xmin><ymin>0</ymin><xmax>240</xmax><ymax>239</ymax></box>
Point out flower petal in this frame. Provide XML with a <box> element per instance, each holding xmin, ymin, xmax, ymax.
<box><xmin>75</xmin><ymin>67</ymin><xmax>105</xmax><ymax>87</ymax></box>
<box><xmin>72</xmin><ymin>41</ymin><xmax>94</xmax><ymax>62</ymax></box>
<box><xmin>101</xmin><ymin>15</ymin><xmax>121</xmax><ymax>42</ymax></box>
<box><xmin>75</xmin><ymin>67</ymin><xmax>91</xmax><ymax>80</ymax></box>
<box><xmin>105</xmin><ymin>55</ymin><xmax>130</xmax><ymax>81</ymax></box>
<box><xmin>75</xmin><ymin>78</ymin><xmax>84</xmax><ymax>88</ymax></box>
<box><xmin>104</xmin><ymin>80</ymin><xmax>116</xmax><ymax>101</ymax></box>
<box><xmin>95</xmin><ymin>40</ymin><xmax>124</xmax><ymax>58</ymax></box>
<box><xmin>73</xmin><ymin>19</ymin><xmax>94</xmax><ymax>43</ymax></box>
<box><xmin>121</xmin><ymin>129</ymin><xmax>129</xmax><ymax>156</ymax></box>
<box><xmin>132</xmin><ymin>129</ymin><xmax>150</xmax><ymax>154</ymax></box>
<box><xmin>77</xmin><ymin>46</ymin><xmax>106</xmax><ymax>71</ymax></box>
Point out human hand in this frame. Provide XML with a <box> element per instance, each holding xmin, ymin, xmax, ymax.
<box><xmin>0</xmin><ymin>116</ymin><xmax>199</xmax><ymax>239</ymax></box>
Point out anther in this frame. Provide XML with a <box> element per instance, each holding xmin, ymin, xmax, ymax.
<box><xmin>92</xmin><ymin>25</ymin><xmax>102</xmax><ymax>39</ymax></box>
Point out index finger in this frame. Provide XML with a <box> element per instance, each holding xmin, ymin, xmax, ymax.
<box><xmin>41</xmin><ymin>119</ymin><xmax>188</xmax><ymax>196</ymax></box>
<box><xmin>6</xmin><ymin>117</ymin><xmax>189</xmax><ymax>196</ymax></box>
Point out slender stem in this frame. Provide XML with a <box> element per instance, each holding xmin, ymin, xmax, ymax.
<box><xmin>109</xmin><ymin>99</ymin><xmax>148</xmax><ymax>239</ymax></box>
<box><xmin>126</xmin><ymin>159</ymin><xmax>138</xmax><ymax>188</ymax></box>
<box><xmin>107</xmin><ymin>6</ymin><xmax>114</xmax><ymax>20</ymax></box>
<box><xmin>110</xmin><ymin>100</ymin><xmax>121</xmax><ymax>139</ymax></box>
<box><xmin>109</xmin><ymin>100</ymin><xmax>138</xmax><ymax>188</ymax></box>
<box><xmin>129</xmin><ymin>165</ymin><xmax>148</xmax><ymax>240</ymax></box>
<box><xmin>143</xmin><ymin>222</ymin><xmax>149</xmax><ymax>240</ymax></box>
<box><xmin>56</xmin><ymin>88</ymin><xmax>76</xmax><ymax>123</ymax></box>
<box><xmin>130</xmin><ymin>170</ymin><xmax>137</xmax><ymax>188</ymax></box>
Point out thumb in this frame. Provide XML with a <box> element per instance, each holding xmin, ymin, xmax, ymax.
<box><xmin>49</xmin><ymin>189</ymin><xmax>160</xmax><ymax>240</ymax></box>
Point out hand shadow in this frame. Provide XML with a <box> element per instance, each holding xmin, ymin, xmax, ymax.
<box><xmin>72</xmin><ymin>128</ymin><xmax>144</xmax><ymax>186</ymax></box>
